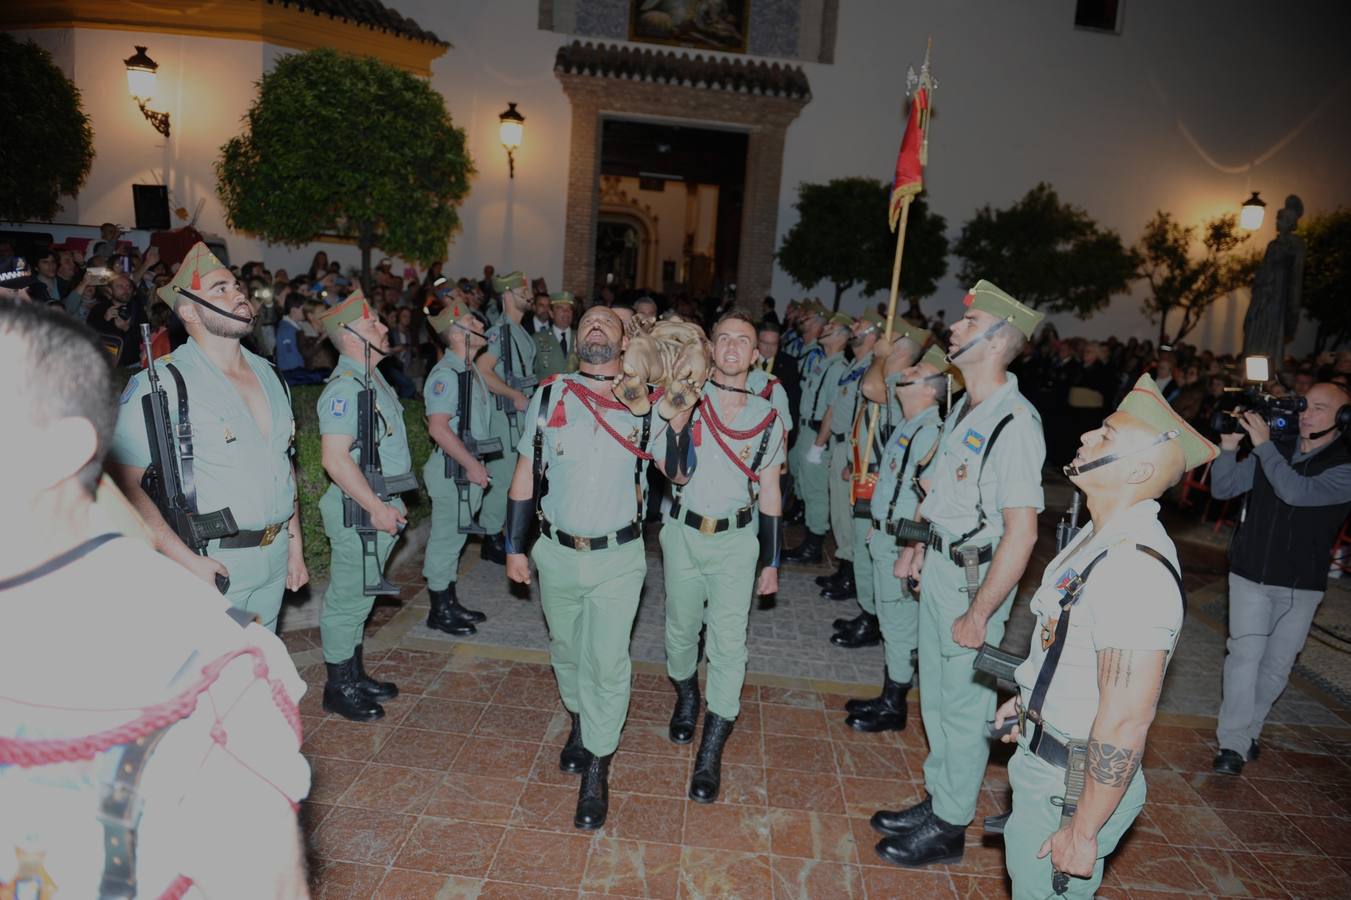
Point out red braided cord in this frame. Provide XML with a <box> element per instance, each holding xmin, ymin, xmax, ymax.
<box><xmin>563</xmin><ymin>381</ymin><xmax>655</xmax><ymax>461</ymax></box>
<box><xmin>698</xmin><ymin>397</ymin><xmax>777</xmax><ymax>482</ymax></box>
<box><xmin>159</xmin><ymin>874</ymin><xmax>194</xmax><ymax>900</ymax></box>
<box><xmin>0</xmin><ymin>646</ymin><xmax>302</xmax><ymax>768</ymax></box>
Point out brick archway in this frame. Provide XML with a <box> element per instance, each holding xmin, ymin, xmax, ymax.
<box><xmin>555</xmin><ymin>42</ymin><xmax>810</xmax><ymax>306</ymax></box>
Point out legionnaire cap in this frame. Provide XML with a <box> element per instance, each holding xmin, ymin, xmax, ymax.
<box><xmin>426</xmin><ymin>298</ymin><xmax>469</xmax><ymax>336</ymax></box>
<box><xmin>318</xmin><ymin>288</ymin><xmax>373</xmax><ymax>343</ymax></box>
<box><xmin>1116</xmin><ymin>373</ymin><xmax>1219</xmax><ymax>472</ymax></box>
<box><xmin>800</xmin><ymin>299</ymin><xmax>826</xmax><ymax>319</ymax></box>
<box><xmin>827</xmin><ymin>312</ymin><xmax>854</xmax><ymax>328</ymax></box>
<box><xmin>856</xmin><ymin>309</ymin><xmax>886</xmax><ymax>331</ymax></box>
<box><xmin>962</xmin><ymin>279</ymin><xmax>1044</xmax><ymax>338</ymax></box>
<box><xmin>893</xmin><ymin>321</ymin><xmax>933</xmax><ymax>348</ymax></box>
<box><xmin>549</xmin><ymin>290</ymin><xmax>576</xmax><ymax>307</ymax></box>
<box><xmin>492</xmin><ymin>271</ymin><xmax>526</xmax><ymax>294</ymax></box>
<box><xmin>918</xmin><ymin>346</ymin><xmax>950</xmax><ymax>374</ymax></box>
<box><xmin>156</xmin><ymin>241</ymin><xmax>228</xmax><ymax>307</ymax></box>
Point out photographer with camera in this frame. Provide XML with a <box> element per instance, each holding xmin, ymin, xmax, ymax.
<box><xmin>1210</xmin><ymin>381</ymin><xmax>1351</xmax><ymax>775</ymax></box>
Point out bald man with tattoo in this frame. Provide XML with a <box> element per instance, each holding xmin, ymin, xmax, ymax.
<box><xmin>993</xmin><ymin>374</ymin><xmax>1218</xmax><ymax>898</ymax></box>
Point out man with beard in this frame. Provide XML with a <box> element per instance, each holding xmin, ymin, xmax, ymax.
<box><xmin>534</xmin><ymin>291</ymin><xmax>579</xmax><ymax>377</ymax></box>
<box><xmin>476</xmin><ymin>271</ymin><xmax>536</xmax><ymax>564</ymax></box>
<box><xmin>993</xmin><ymin>374</ymin><xmax>1214</xmax><ymax>898</ymax></box>
<box><xmin>420</xmin><ymin>300</ymin><xmax>494</xmax><ymax>637</ymax></box>
<box><xmin>504</xmin><ymin>306</ymin><xmax>692</xmax><ymax>829</ymax></box>
<box><xmin>314</xmin><ymin>291</ymin><xmax>415</xmax><ymax>721</ymax></box>
<box><xmin>110</xmin><ymin>242</ymin><xmax>308</xmax><ymax>632</ymax></box>
<box><xmin>662</xmin><ymin>312</ymin><xmax>785</xmax><ymax>801</ymax></box>
<box><xmin>875</xmin><ymin>281</ymin><xmax>1045</xmax><ymax>867</ymax></box>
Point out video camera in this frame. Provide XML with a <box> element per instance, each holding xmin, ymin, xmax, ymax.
<box><xmin>1209</xmin><ymin>355</ymin><xmax>1304</xmax><ymax>443</ymax></box>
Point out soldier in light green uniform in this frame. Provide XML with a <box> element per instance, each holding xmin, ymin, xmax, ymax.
<box><xmin>873</xmin><ymin>281</ymin><xmax>1046</xmax><ymax>868</ymax></box>
<box><xmin>475</xmin><ymin>271</ymin><xmax>537</xmax><ymax>564</ymax></box>
<box><xmin>842</xmin><ymin>346</ymin><xmax>947</xmax><ymax>733</ymax></box>
<box><xmin>421</xmin><ymin>300</ymin><xmax>495</xmax><ymax>636</ymax></box>
<box><xmin>662</xmin><ymin>313</ymin><xmax>786</xmax><ymax>803</ymax></box>
<box><xmin>504</xmin><ymin>305</ymin><xmax>690</xmax><ymax>831</ymax></box>
<box><xmin>785</xmin><ymin>313</ymin><xmax>852</xmax><ymax>567</ymax></box>
<box><xmin>783</xmin><ymin>300</ymin><xmax>825</xmax><ymax>489</ymax></box>
<box><xmin>533</xmin><ymin>291</ymin><xmax>579</xmax><ymax>377</ymax></box>
<box><xmin>820</xmin><ymin>310</ymin><xmax>882</xmax><ymax>605</ymax></box>
<box><xmin>315</xmin><ymin>290</ymin><xmax>415</xmax><ymax>722</ymax></box>
<box><xmin>994</xmin><ymin>374</ymin><xmax>1214</xmax><ymax>898</ymax></box>
<box><xmin>109</xmin><ymin>242</ymin><xmax>307</xmax><ymax>633</ymax></box>
<box><xmin>833</xmin><ymin>318</ymin><xmax>929</xmax><ymax>648</ymax></box>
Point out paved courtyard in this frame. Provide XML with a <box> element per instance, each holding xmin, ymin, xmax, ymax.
<box><xmin>282</xmin><ymin>497</ymin><xmax>1351</xmax><ymax>899</ymax></box>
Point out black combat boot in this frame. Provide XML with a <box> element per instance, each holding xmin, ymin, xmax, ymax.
<box><xmin>871</xmin><ymin>795</ymin><xmax>932</xmax><ymax>836</ymax></box>
<box><xmin>844</xmin><ymin>667</ymin><xmax>892</xmax><ymax>714</ymax></box>
<box><xmin>322</xmin><ymin>657</ymin><xmax>384</xmax><ymax>722</ymax></box>
<box><xmin>833</xmin><ymin>611</ymin><xmax>866</xmax><ymax>632</ymax></box>
<box><xmin>480</xmin><ymin>533</ymin><xmax>507</xmax><ymax>565</ymax></box>
<box><xmin>426</xmin><ymin>588</ymin><xmax>476</xmax><ymax>636</ymax></box>
<box><xmin>783</xmin><ymin>530</ymin><xmax>824</xmax><ymax>565</ymax></box>
<box><xmin>831</xmin><ymin>612</ymin><xmax>879</xmax><ymax>648</ymax></box>
<box><xmin>559</xmin><ymin>711</ymin><xmax>589</xmax><ymax>773</ymax></box>
<box><xmin>574</xmin><ymin>752</ymin><xmax>612</xmax><ymax>829</ymax></box>
<box><xmin>815</xmin><ymin>560</ymin><xmax>846</xmax><ymax>588</ymax></box>
<box><xmin>874</xmin><ymin>812</ymin><xmax>965</xmax><ymax>867</ymax></box>
<box><xmin>668</xmin><ymin>675</ymin><xmax>701</xmax><ymax>744</ymax></box>
<box><xmin>689</xmin><ymin>711</ymin><xmax>735</xmax><ymax>803</ymax></box>
<box><xmin>353</xmin><ymin>644</ymin><xmax>398</xmax><ymax>701</ymax></box>
<box><xmin>845</xmin><ymin>674</ymin><xmax>909</xmax><ymax>732</ymax></box>
<box><xmin>444</xmin><ymin>583</ymin><xmax>486</xmax><ymax>624</ymax></box>
<box><xmin>821</xmin><ymin>562</ymin><xmax>857</xmax><ymax>600</ymax></box>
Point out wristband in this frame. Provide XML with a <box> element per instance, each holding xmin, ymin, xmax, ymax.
<box><xmin>757</xmin><ymin>514</ymin><xmax>782</xmax><ymax>570</ymax></box>
<box><xmin>504</xmin><ymin>497</ymin><xmax>536</xmax><ymax>555</ymax></box>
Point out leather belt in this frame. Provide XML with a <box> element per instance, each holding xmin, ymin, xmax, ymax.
<box><xmin>927</xmin><ymin>533</ymin><xmax>993</xmax><ymax>567</ymax></box>
<box><xmin>1026</xmin><ymin>721</ymin><xmax>1075</xmax><ymax>769</ymax></box>
<box><xmin>803</xmin><ymin>418</ymin><xmax>823</xmax><ymax>431</ymax></box>
<box><xmin>217</xmin><ymin>521</ymin><xmax>288</xmax><ymax>549</ymax></box>
<box><xmin>540</xmin><ymin>517</ymin><xmax>642</xmax><ymax>552</ymax></box>
<box><xmin>671</xmin><ymin>503</ymin><xmax>754</xmax><ymax>535</ymax></box>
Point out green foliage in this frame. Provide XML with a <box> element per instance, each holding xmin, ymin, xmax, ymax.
<box><xmin>1298</xmin><ymin>209</ymin><xmax>1351</xmax><ymax>352</ymax></box>
<box><xmin>776</xmin><ymin>177</ymin><xmax>948</xmax><ymax>313</ymax></box>
<box><xmin>954</xmin><ymin>183</ymin><xmax>1138</xmax><ymax>317</ymax></box>
<box><xmin>0</xmin><ymin>34</ymin><xmax>94</xmax><ymax>222</ymax></box>
<box><xmin>290</xmin><ymin>385</ymin><xmax>434</xmax><ymax>578</ymax></box>
<box><xmin>217</xmin><ymin>48</ymin><xmax>474</xmax><ymax>290</ymax></box>
<box><xmin>1137</xmin><ymin>212</ymin><xmax>1259</xmax><ymax>345</ymax></box>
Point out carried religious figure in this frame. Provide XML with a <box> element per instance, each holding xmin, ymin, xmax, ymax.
<box><xmin>1242</xmin><ymin>194</ymin><xmax>1305</xmax><ymax>367</ymax></box>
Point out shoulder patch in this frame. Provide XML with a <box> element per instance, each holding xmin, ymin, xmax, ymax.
<box><xmin>431</xmin><ymin>379</ymin><xmax>448</xmax><ymax>397</ymax></box>
<box><xmin>962</xmin><ymin>428</ymin><xmax>986</xmax><ymax>453</ymax></box>
<box><xmin>329</xmin><ymin>397</ymin><xmax>348</xmax><ymax>418</ymax></box>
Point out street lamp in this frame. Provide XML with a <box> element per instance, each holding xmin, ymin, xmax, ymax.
<box><xmin>499</xmin><ymin>102</ymin><xmax>524</xmax><ymax>178</ymax></box>
<box><xmin>124</xmin><ymin>46</ymin><xmax>171</xmax><ymax>139</ymax></box>
<box><xmin>1240</xmin><ymin>191</ymin><xmax>1266</xmax><ymax>231</ymax></box>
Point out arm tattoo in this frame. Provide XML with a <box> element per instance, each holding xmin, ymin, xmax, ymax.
<box><xmin>1087</xmin><ymin>739</ymin><xmax>1143</xmax><ymax>789</ymax></box>
<box><xmin>1098</xmin><ymin>648</ymin><xmax>1134</xmax><ymax>688</ymax></box>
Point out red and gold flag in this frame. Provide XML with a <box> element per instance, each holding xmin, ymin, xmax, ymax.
<box><xmin>889</xmin><ymin>83</ymin><xmax>930</xmax><ymax>230</ymax></box>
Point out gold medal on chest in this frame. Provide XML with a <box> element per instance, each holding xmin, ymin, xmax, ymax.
<box><xmin>889</xmin><ymin>457</ymin><xmax>898</xmax><ymax>472</ymax></box>
<box><xmin>555</xmin><ymin>441</ymin><xmax>564</xmax><ymax>456</ymax></box>
<box><xmin>955</xmin><ymin>462</ymin><xmax>968</xmax><ymax>481</ymax></box>
<box><xmin>224</xmin><ymin>425</ymin><xmax>237</xmax><ymax>444</ymax></box>
<box><xmin>627</xmin><ymin>427</ymin><xmax>639</xmax><ymax>445</ymax></box>
<box><xmin>739</xmin><ymin>444</ymin><xmax>752</xmax><ymax>462</ymax></box>
<box><xmin>1041</xmin><ymin>619</ymin><xmax>1057</xmax><ymax>651</ymax></box>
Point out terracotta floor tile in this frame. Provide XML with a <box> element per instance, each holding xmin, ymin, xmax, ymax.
<box><xmin>769</xmin><ymin>856</ymin><xmax>865</xmax><ymax>899</ymax></box>
<box><xmin>394</xmin><ymin>817</ymin><xmax>504</xmax><ymax>876</ymax></box>
<box><xmin>757</xmin><ymin>686</ymin><xmax>825</xmax><ymax>709</ymax></box>
<box><xmin>766</xmin><ymin>808</ymin><xmax>858</xmax><ymax>863</ymax></box>
<box><xmin>473</xmin><ymin>703</ymin><xmax>556</xmax><ymax>742</ymax></box>
<box><xmin>1147</xmin><ymin>802</ymin><xmax>1244</xmax><ymax>850</ymax></box>
<box><xmin>487</xmin><ymin>826</ymin><xmax>593</xmax><ymax>888</ymax></box>
<box><xmin>627</xmin><ymin>688</ymin><xmax>675</xmax><ymax>723</ymax></box>
<box><xmin>859</xmin><ymin>864</ymin><xmax>958</xmax><ymax>898</ymax></box>
<box><xmin>529</xmin><ymin>741</ymin><xmax>582</xmax><ymax>787</ymax></box>
<box><xmin>601</xmin><ymin>792</ymin><xmax>687</xmax><ymax>844</ymax></box>
<box><xmin>335</xmin><ymin>762</ymin><xmax>443</xmax><ymax>816</ymax></box>
<box><xmin>369</xmin><ymin>661</ymin><xmax>444</xmax><ymax>695</ymax></box>
<box><xmin>1177</xmin><ymin>847</ymin><xmax>1284</xmax><ymax>897</ymax></box>
<box><xmin>1247</xmin><ymin>776</ymin><xmax>1341</xmax><ymax>817</ymax></box>
<box><xmin>633</xmin><ymin>671</ymin><xmax>674</xmax><ymax>693</ymax></box>
<box><xmin>716</xmin><ymin>763</ymin><xmax>769</xmax><ymax>807</ymax></box>
<box><xmin>610</xmin><ymin>751</ymin><xmax>690</xmax><ymax>798</ymax></box>
<box><xmin>1223</xmin><ymin>809</ymin><xmax>1322</xmax><ymax>855</ymax></box>
<box><xmin>301</xmin><ymin>719</ymin><xmax>393</xmax><ymax>762</ymax></box>
<box><xmin>512</xmin><ymin>781</ymin><xmax>583</xmax><ymax>833</ymax></box>
<box><xmin>682</xmin><ymin>800</ymin><xmax>772</xmax><ymax>852</ymax></box>
<box><xmin>371</xmin><ymin>691</ymin><xmax>420</xmax><ymax>727</ymax></box>
<box><xmin>1186</xmin><ymin>773</ymin><xmax>1279</xmax><ymax>812</ymax></box>
<box><xmin>948</xmin><ymin>873</ymin><xmax>1012</xmax><ymax>898</ymax></box>
<box><xmin>424</xmin><ymin>668</ymin><xmax>510</xmax><ymax>704</ymax></box>
<box><xmin>423</xmin><ymin>774</ymin><xmax>526</xmax><ymax>824</ymax></box>
<box><xmin>401</xmin><ymin>696</ymin><xmax>486</xmax><ymax>734</ymax></box>
<box><xmin>945</xmin><ymin>837</ymin><xmax>1010</xmax><ymax>878</ymax></box>
<box><xmin>623</xmin><ymin>722</ymin><xmax>696</xmax><ymax>759</ymax></box>
<box><xmin>761</xmin><ymin>703</ymin><xmax>830</xmax><ymax>737</ymax></box>
<box><xmin>373</xmin><ymin>868</ymin><xmax>471</xmax><ymax>899</ymax></box>
<box><xmin>307</xmin><ymin>858</ymin><xmax>386</xmax><ymax>900</ymax></box>
<box><xmin>444</xmin><ymin>655</ymin><xmax>514</xmax><ymax>675</ymax></box>
<box><xmin>478</xmin><ymin>881</ymin><xmax>575</xmax><ymax>899</ymax></box>
<box><xmin>310</xmin><ymin>805</ymin><xmax>417</xmax><ymax>866</ymax></box>
<box><xmin>839</xmin><ymin>776</ymin><xmax>924</xmax><ymax>818</ymax></box>
<box><xmin>307</xmin><ymin>755</ymin><xmax>364</xmax><ymax>804</ymax></box>
<box><xmin>831</xmin><ymin>738</ymin><xmax>911</xmax><ymax>780</ymax></box>
<box><xmin>374</xmin><ymin>727</ymin><xmax>465</xmax><ymax>770</ymax></box>
<box><xmin>582</xmin><ymin>836</ymin><xmax>682</xmax><ymax>898</ymax></box>
<box><xmin>491</xmin><ymin>671</ymin><xmax>565</xmax><ymax>710</ymax></box>
<box><xmin>677</xmin><ymin>847</ymin><xmax>772</xmax><ymax>900</ymax></box>
<box><xmin>453</xmin><ymin>735</ymin><xmax>543</xmax><ymax>778</ymax></box>
<box><xmin>1141</xmin><ymin>768</ymin><xmax>1203</xmax><ymax>806</ymax></box>
<box><xmin>1105</xmin><ymin>839</ymin><xmax>1207</xmax><ymax>892</ymax></box>
<box><xmin>1286</xmin><ymin>812</ymin><xmax>1351</xmax><ymax>858</ymax></box>
<box><xmin>764</xmin><ymin>733</ymin><xmax>837</xmax><ymax>775</ymax></box>
<box><xmin>1150</xmin><ymin>739</ymin><xmax>1225</xmax><ymax>775</ymax></box>
<box><xmin>1270</xmin><ymin>749</ymin><xmax>1351</xmax><ymax>782</ymax></box>
<box><xmin>720</xmin><ymin>725</ymin><xmax>766</xmax><ymax>767</ymax></box>
<box><xmin>765</xmin><ymin>768</ymin><xmax>844</xmax><ymax>813</ymax></box>
<box><xmin>1253</xmin><ymin>852</ymin><xmax>1351</xmax><ymax>896</ymax></box>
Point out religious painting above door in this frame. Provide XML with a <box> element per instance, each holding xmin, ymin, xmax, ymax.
<box><xmin>629</xmin><ymin>0</ymin><xmax>750</xmax><ymax>53</ymax></box>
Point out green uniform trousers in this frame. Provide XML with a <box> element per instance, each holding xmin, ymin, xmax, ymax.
<box><xmin>532</xmin><ymin>535</ymin><xmax>646</xmax><ymax>757</ymax></box>
<box><xmin>214</xmin><ymin>537</ymin><xmax>290</xmax><ymax>632</ymax></box>
<box><xmin>319</xmin><ymin>489</ymin><xmax>403</xmax><ymax>664</ymax></box>
<box><xmin>795</xmin><ymin>439</ymin><xmax>831</xmax><ymax>536</ymax></box>
<box><xmin>1006</xmin><ymin>745</ymin><xmax>1144</xmax><ymax>899</ymax></box>
<box><xmin>828</xmin><ymin>440</ymin><xmax>853</xmax><ymax>561</ymax></box>
<box><xmin>851</xmin><ymin>515</ymin><xmax>875</xmax><ymax>615</ymax></box>
<box><xmin>868</xmin><ymin>530</ymin><xmax>918</xmax><ymax>682</ymax></box>
<box><xmin>660</xmin><ymin>521</ymin><xmax>757</xmax><ymax>720</ymax></box>
<box><xmin>917</xmin><ymin>545</ymin><xmax>1017</xmax><ymax>826</ymax></box>
<box><xmin>422</xmin><ymin>451</ymin><xmax>484</xmax><ymax>590</ymax></box>
<box><xmin>478</xmin><ymin>406</ymin><xmax>520</xmax><ymax>535</ymax></box>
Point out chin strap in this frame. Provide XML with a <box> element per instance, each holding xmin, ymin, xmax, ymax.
<box><xmin>342</xmin><ymin>323</ymin><xmax>390</xmax><ymax>357</ymax></box>
<box><xmin>175</xmin><ymin>286</ymin><xmax>254</xmax><ymax>324</ymax></box>
<box><xmin>945</xmin><ymin>318</ymin><xmax>1008</xmax><ymax>362</ymax></box>
<box><xmin>896</xmin><ymin>373</ymin><xmax>948</xmax><ymax>389</ymax></box>
<box><xmin>1063</xmin><ymin>429</ymin><xmax>1181</xmax><ymax>476</ymax></box>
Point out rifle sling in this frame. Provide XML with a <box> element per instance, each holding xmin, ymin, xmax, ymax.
<box><xmin>165</xmin><ymin>364</ymin><xmax>199</xmax><ymax>513</ymax></box>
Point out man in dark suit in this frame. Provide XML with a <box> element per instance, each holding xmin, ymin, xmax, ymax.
<box><xmin>523</xmin><ymin>278</ymin><xmax>552</xmax><ymax>335</ymax></box>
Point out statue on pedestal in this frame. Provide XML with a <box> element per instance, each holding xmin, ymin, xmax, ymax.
<box><xmin>1242</xmin><ymin>194</ymin><xmax>1305</xmax><ymax>368</ymax></box>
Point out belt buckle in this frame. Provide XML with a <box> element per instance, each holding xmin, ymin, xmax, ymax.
<box><xmin>573</xmin><ymin>535</ymin><xmax>591</xmax><ymax>551</ymax></box>
<box><xmin>699</xmin><ymin>516</ymin><xmax>717</xmax><ymax>535</ymax></box>
<box><xmin>259</xmin><ymin>523</ymin><xmax>283</xmax><ymax>547</ymax></box>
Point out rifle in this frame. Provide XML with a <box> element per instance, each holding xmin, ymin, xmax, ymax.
<box><xmin>494</xmin><ymin>325</ymin><xmax>537</xmax><ymax>441</ymax></box>
<box><xmin>446</xmin><ymin>363</ymin><xmax>503</xmax><ymax>534</ymax></box>
<box><xmin>341</xmin><ymin>338</ymin><xmax>419</xmax><ymax>596</ymax></box>
<box><xmin>1055</xmin><ymin>490</ymin><xmax>1083</xmax><ymax>553</ymax></box>
<box><xmin>137</xmin><ymin>324</ymin><xmax>237</xmax><ymax>593</ymax></box>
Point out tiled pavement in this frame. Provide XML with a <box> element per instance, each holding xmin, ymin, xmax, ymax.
<box><xmin>286</xmin><ymin>507</ymin><xmax>1351</xmax><ymax>898</ymax></box>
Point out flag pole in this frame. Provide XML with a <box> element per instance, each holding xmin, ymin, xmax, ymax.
<box><xmin>855</xmin><ymin>195</ymin><xmax>912</xmax><ymax>485</ymax></box>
